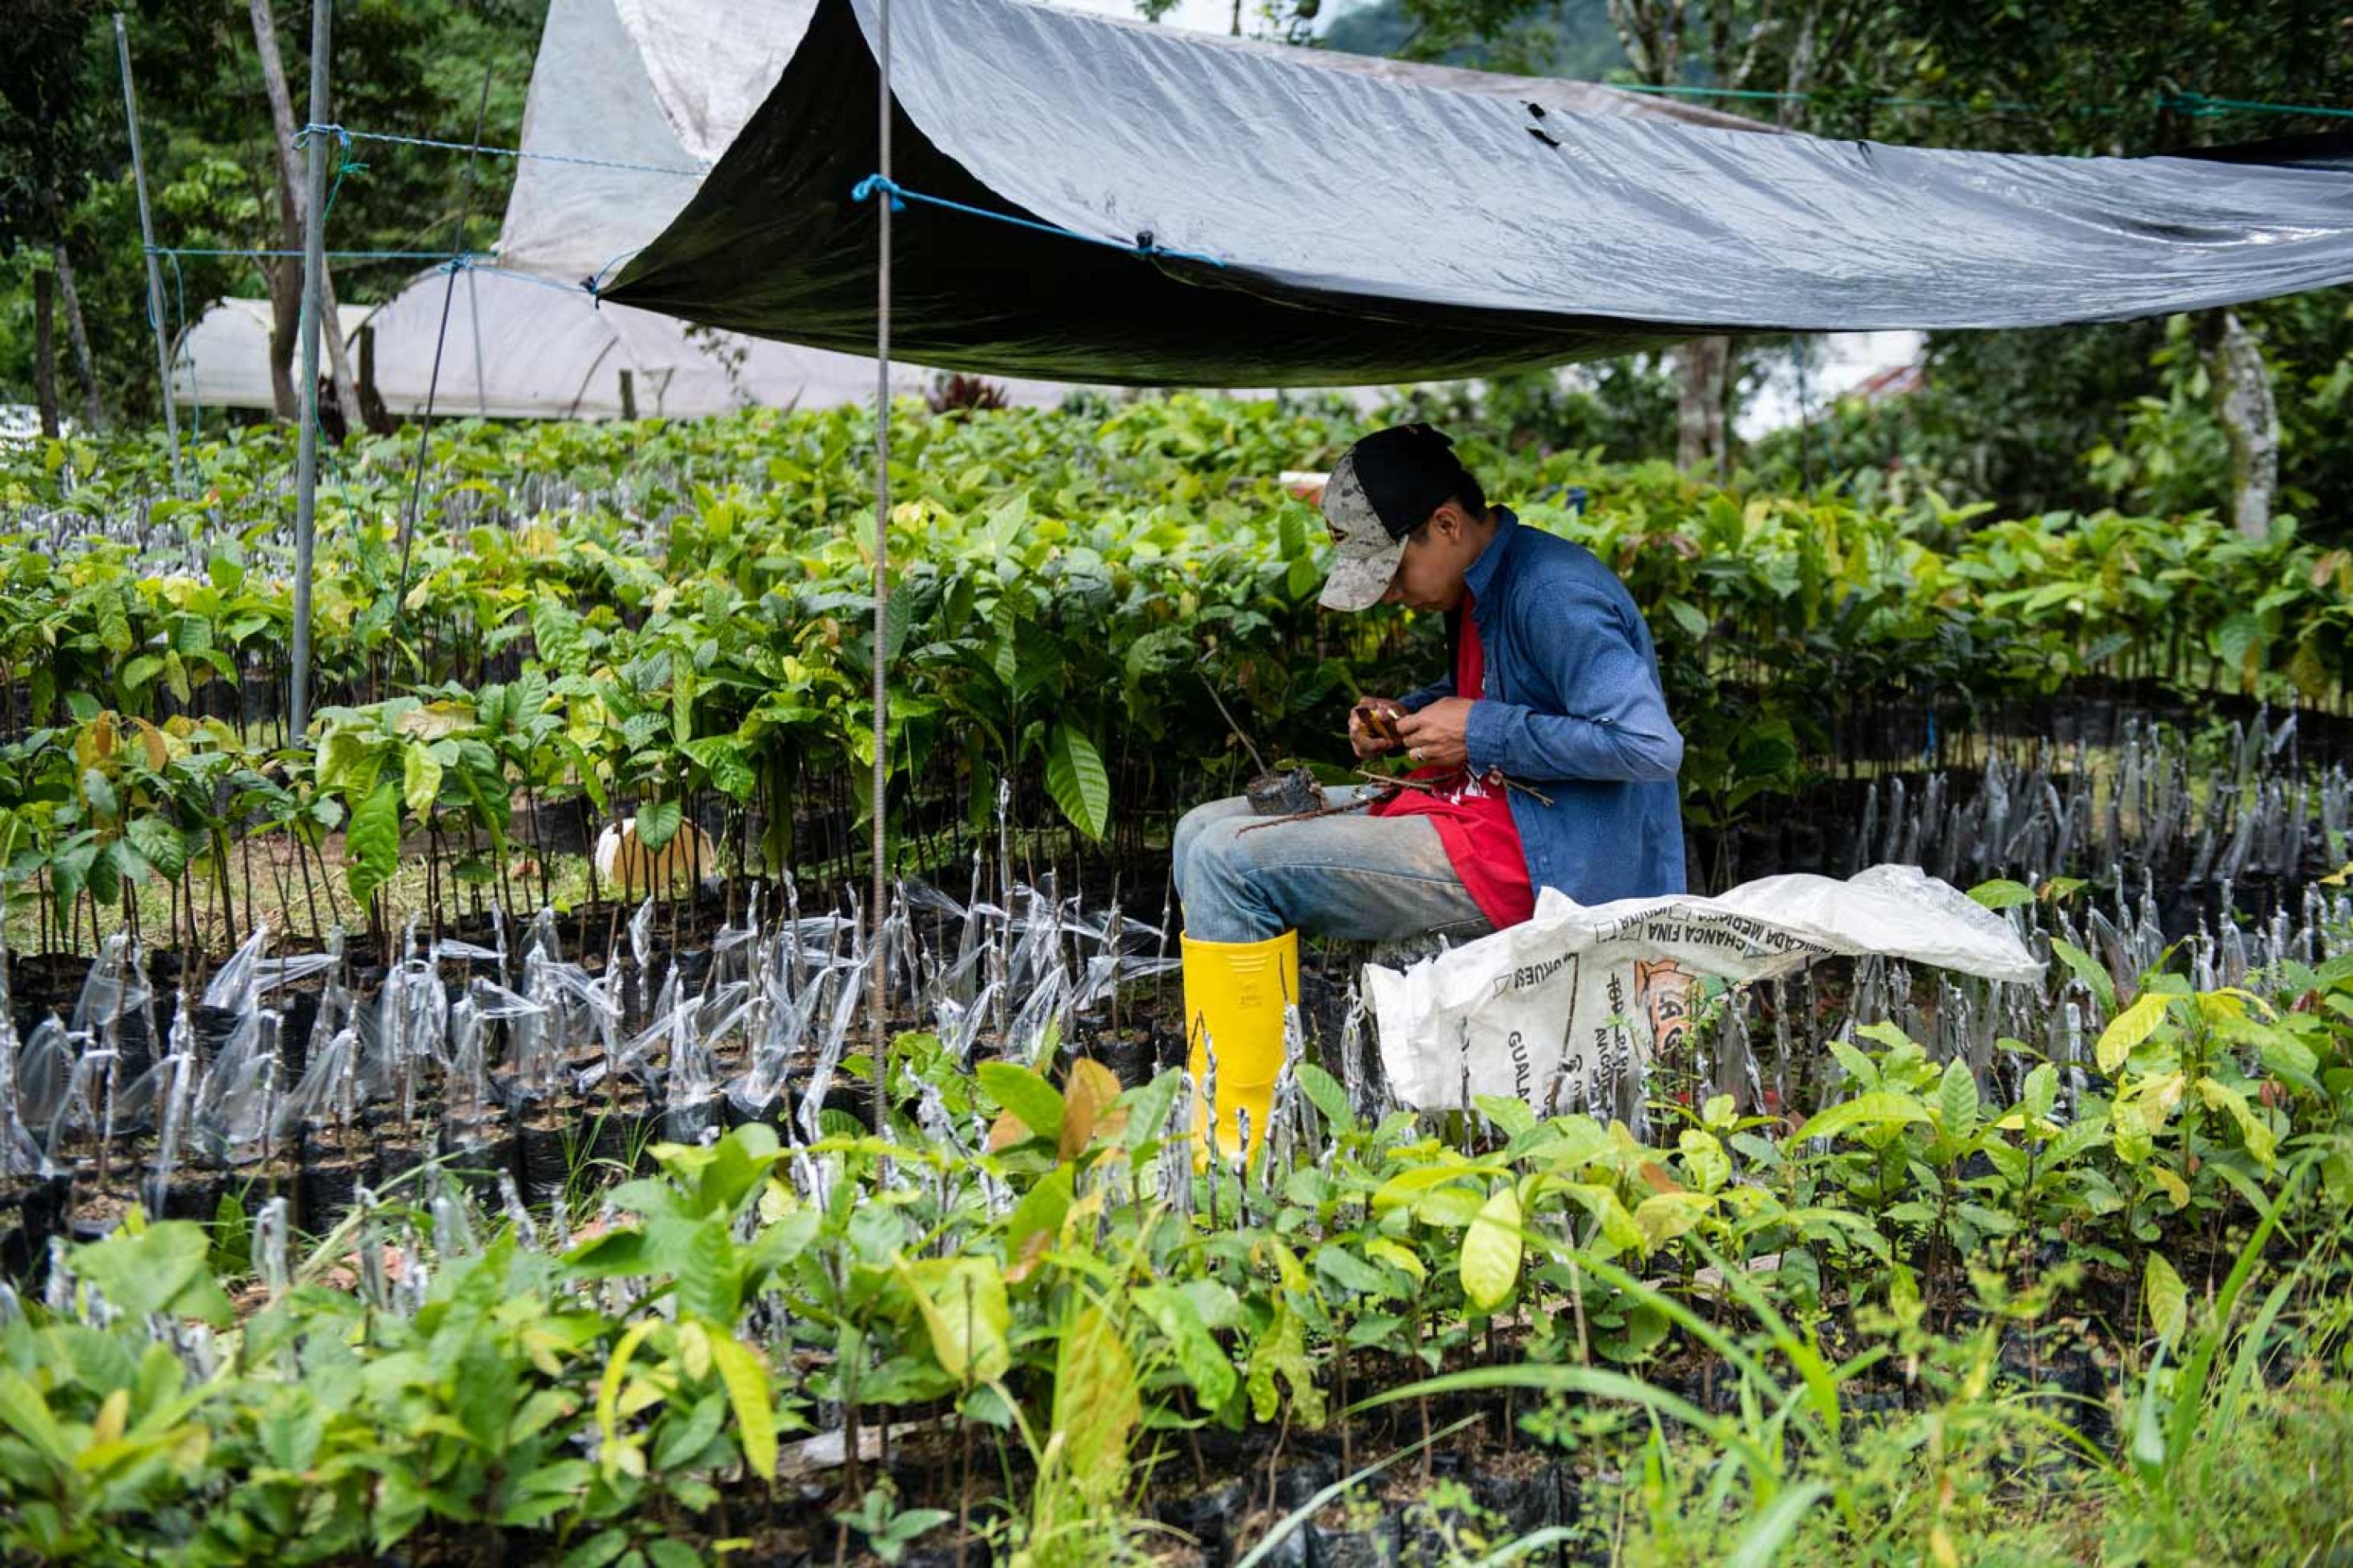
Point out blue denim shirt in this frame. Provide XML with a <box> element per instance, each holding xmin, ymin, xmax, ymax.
<box><xmin>1398</xmin><ymin>508</ymin><xmax>1687</xmax><ymax>905</ymax></box>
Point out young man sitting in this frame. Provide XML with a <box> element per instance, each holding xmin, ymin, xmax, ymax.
<box><xmin>1170</xmin><ymin>423</ymin><xmax>1684</xmax><ymax>1153</ymax></box>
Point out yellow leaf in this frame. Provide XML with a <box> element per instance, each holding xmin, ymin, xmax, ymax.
<box><xmin>707</xmin><ymin>1327</ymin><xmax>778</xmax><ymax>1482</ymax></box>
<box><xmin>597</xmin><ymin>1318</ymin><xmax>659</xmax><ymax>1481</ymax></box>
<box><xmin>127</xmin><ymin>717</ymin><xmax>171</xmax><ymax>772</ymax></box>
<box><xmin>1051</xmin><ymin>1307</ymin><xmax>1140</xmax><ymax>1506</ymax></box>
<box><xmin>2147</xmin><ymin>1165</ymin><xmax>2190</xmax><ymax>1209</ymax></box>
<box><xmin>91</xmin><ymin>1388</ymin><xmax>128</xmax><ymax>1447</ymax></box>
<box><xmin>898</xmin><ymin>1257</ymin><xmax>1011</xmax><ymax>1385</ymax></box>
<box><xmin>1460</xmin><ymin>1185</ymin><xmax>1523</xmax><ymax>1314</ymax></box>
<box><xmin>1633</xmin><ymin>1191</ymin><xmax>1712</xmax><ymax>1253</ymax></box>
<box><xmin>1059</xmin><ymin>1058</ymin><xmax>1122</xmax><ymax>1161</ymax></box>
<box><xmin>676</xmin><ymin>1320</ymin><xmax>713</xmax><ymax>1383</ymax></box>
<box><xmin>2096</xmin><ymin>993</ymin><xmax>2173</xmax><ymax>1075</ymax></box>
<box><xmin>2144</xmin><ymin>1252</ymin><xmax>2188</xmax><ymax>1341</ymax></box>
<box><xmin>1363</xmin><ymin>1237</ymin><xmax>1426</xmax><ymax>1285</ymax></box>
<box><xmin>394</xmin><ymin>700</ymin><xmax>472</xmax><ymax>741</ymax></box>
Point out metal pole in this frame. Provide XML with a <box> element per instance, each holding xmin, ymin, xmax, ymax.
<box><xmin>290</xmin><ymin>0</ymin><xmax>331</xmax><ymax>744</ymax></box>
<box><xmin>869</xmin><ymin>0</ymin><xmax>893</xmax><ymax>1134</ymax></box>
<box><xmin>114</xmin><ymin>14</ymin><xmax>186</xmax><ymax>498</ymax></box>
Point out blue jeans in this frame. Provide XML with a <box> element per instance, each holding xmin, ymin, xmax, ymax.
<box><xmin>1172</xmin><ymin>786</ymin><xmax>1495</xmax><ymax>944</ymax></box>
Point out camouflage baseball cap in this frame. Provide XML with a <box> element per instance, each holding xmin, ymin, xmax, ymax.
<box><xmin>1316</xmin><ymin>423</ymin><xmax>1469</xmax><ymax>612</ymax></box>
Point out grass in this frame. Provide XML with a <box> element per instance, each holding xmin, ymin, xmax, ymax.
<box><xmin>1564</xmin><ymin>1360</ymin><xmax>2353</xmax><ymax>1566</ymax></box>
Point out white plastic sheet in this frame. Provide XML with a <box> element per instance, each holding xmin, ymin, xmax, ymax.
<box><xmin>1366</xmin><ymin>864</ymin><xmax>2041</xmax><ymax>1114</ymax></box>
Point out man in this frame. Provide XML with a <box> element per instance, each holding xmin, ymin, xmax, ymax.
<box><xmin>1171</xmin><ymin>423</ymin><xmax>1684</xmax><ymax>1155</ymax></box>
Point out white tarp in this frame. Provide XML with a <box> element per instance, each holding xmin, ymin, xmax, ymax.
<box><xmin>352</xmin><ymin>268</ymin><xmax>962</xmax><ymax>420</ymax></box>
<box><xmin>1366</xmin><ymin>864</ymin><xmax>2042</xmax><ymax>1117</ymax></box>
<box><xmin>168</xmin><ymin>299</ymin><xmax>374</xmax><ymax>414</ymax></box>
<box><xmin>172</xmin><ymin>0</ymin><xmax>1068</xmax><ymax>419</ymax></box>
<box><xmin>491</xmin><ymin>0</ymin><xmax>816</xmax><ymax>283</ymax></box>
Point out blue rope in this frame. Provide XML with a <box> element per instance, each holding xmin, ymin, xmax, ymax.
<box><xmin>849</xmin><ymin>175</ymin><xmax>1226</xmax><ymax>268</ymax></box>
<box><xmin>586</xmin><ymin>247</ymin><xmax>646</xmax><ymax>296</ymax></box>
<box><xmin>298</xmin><ymin>122</ymin><xmax>705</xmax><ymax>178</ymax></box>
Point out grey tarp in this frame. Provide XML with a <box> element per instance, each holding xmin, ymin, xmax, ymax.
<box><xmin>602</xmin><ymin>0</ymin><xmax>2353</xmax><ymax>386</ymax></box>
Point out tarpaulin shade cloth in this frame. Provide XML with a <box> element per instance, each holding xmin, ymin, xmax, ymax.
<box><xmin>603</xmin><ymin>0</ymin><xmax>2353</xmax><ymax>387</ymax></box>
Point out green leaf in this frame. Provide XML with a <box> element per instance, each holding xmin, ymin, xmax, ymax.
<box><xmin>1793</xmin><ymin>1090</ymin><xmax>1930</xmax><ymax>1145</ymax></box>
<box><xmin>70</xmin><ymin>1221</ymin><xmax>231</xmax><ymax>1325</ymax></box>
<box><xmin>977</xmin><ymin>1061</ymin><xmax>1064</xmax><ymax>1143</ymax></box>
<box><xmin>1295</xmin><ymin>1062</ymin><xmax>1353</xmax><ymax>1133</ymax></box>
<box><xmin>2144</xmin><ymin>1251</ymin><xmax>2187</xmax><ymax>1343</ymax></box>
<box><xmin>2022</xmin><ymin>1061</ymin><xmax>2058</xmax><ymax>1125</ymax></box>
<box><xmin>1005</xmin><ymin>1165</ymin><xmax>1074</xmax><ymax>1261</ymax></box>
<box><xmin>1245</xmin><ymin>1298</ymin><xmax>1325</xmax><ymax>1426</ymax></box>
<box><xmin>94</xmin><ymin>590</ymin><xmax>132</xmax><ymax>655</ymax></box>
<box><xmin>1042</xmin><ymin>722</ymin><xmax>1110</xmax><ymax>841</ymax></box>
<box><xmin>1966</xmin><ymin>878</ymin><xmax>2034</xmax><ymax>910</ymax></box>
<box><xmin>900</xmin><ymin>1257</ymin><xmax>1011</xmax><ymax>1385</ymax></box>
<box><xmin>1662</xmin><ymin>597</ymin><xmax>1710</xmax><ymax>640</ymax></box>
<box><xmin>1133</xmin><ymin>1283</ymin><xmax>1237</xmax><ymax>1408</ymax></box>
<box><xmin>81</xmin><ymin>767</ymin><xmax>118</xmax><ymax>820</ymax></box>
<box><xmin>2097</xmin><ymin>993</ymin><xmax>2173</xmax><ymax>1076</ymax></box>
<box><xmin>1460</xmin><ymin>1184</ymin><xmax>1523</xmax><ymax>1314</ymax></box>
<box><xmin>1937</xmin><ymin>1059</ymin><xmax>1979</xmax><ymax>1143</ymax></box>
<box><xmin>2050</xmin><ymin>937</ymin><xmax>2117</xmax><ymax>1013</ymax></box>
<box><xmin>345</xmin><ymin>781</ymin><xmax>402</xmax><ymax>908</ymax></box>
<box><xmin>1475</xmin><ymin>1093</ymin><xmax>1540</xmax><ymax>1141</ymax></box>
<box><xmin>2194</xmin><ymin>1075</ymin><xmax>2277</xmax><ymax>1166</ymax></box>
<box><xmin>635</xmin><ymin>796</ymin><xmax>684</xmax><ymax>852</ymax></box>
<box><xmin>673</xmin><ymin>1219</ymin><xmax>740</xmax><ymax>1324</ymax></box>
<box><xmin>682</xmin><ymin>736</ymin><xmax>757</xmax><ymax>800</ymax></box>
<box><xmin>125</xmin><ymin>815</ymin><xmax>188</xmax><ymax>881</ymax></box>
<box><xmin>1727</xmin><ymin>1482</ymin><xmax>1832</xmax><ymax>1568</ymax></box>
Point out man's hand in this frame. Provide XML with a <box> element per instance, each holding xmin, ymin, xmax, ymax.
<box><xmin>1395</xmin><ymin>697</ymin><xmax>1473</xmax><ymax>769</ymax></box>
<box><xmin>1349</xmin><ymin>698</ymin><xmax>1405</xmax><ymax>760</ymax></box>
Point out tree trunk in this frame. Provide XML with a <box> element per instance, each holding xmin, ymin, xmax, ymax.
<box><xmin>1676</xmin><ymin>335</ymin><xmax>1730</xmax><ymax>478</ymax></box>
<box><xmin>50</xmin><ymin>242</ymin><xmax>102</xmax><ymax>429</ymax></box>
<box><xmin>32</xmin><ymin>268</ymin><xmax>59</xmax><ymax>439</ymax></box>
<box><xmin>1776</xmin><ymin>2</ymin><xmax>1819</xmax><ymax>128</ymax></box>
<box><xmin>2199</xmin><ymin>310</ymin><xmax>2278</xmax><ymax>540</ymax></box>
<box><xmin>250</xmin><ymin>0</ymin><xmax>362</xmax><ymax>428</ymax></box>
<box><xmin>265</xmin><ymin>267</ymin><xmax>301</xmax><ymax>418</ymax></box>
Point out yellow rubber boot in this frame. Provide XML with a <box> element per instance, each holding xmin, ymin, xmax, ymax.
<box><xmin>1182</xmin><ymin>929</ymin><xmax>1299</xmax><ymax>1164</ymax></box>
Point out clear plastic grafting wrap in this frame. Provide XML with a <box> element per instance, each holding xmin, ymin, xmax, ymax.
<box><xmin>1366</xmin><ymin>864</ymin><xmax>2042</xmax><ymax>1121</ymax></box>
<box><xmin>0</xmin><ymin>903</ymin><xmax>42</xmax><ymax>1177</ymax></box>
<box><xmin>194</xmin><ymin>1006</ymin><xmax>283</xmax><ymax>1164</ymax></box>
<box><xmin>899</xmin><ymin>870</ymin><xmax>1177</xmax><ymax>1067</ymax></box>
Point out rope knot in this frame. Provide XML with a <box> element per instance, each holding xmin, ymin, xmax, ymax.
<box><xmin>851</xmin><ymin>174</ymin><xmax>908</xmax><ymax>212</ymax></box>
<box><xmin>294</xmin><ymin>121</ymin><xmax>351</xmax><ymax>150</ymax></box>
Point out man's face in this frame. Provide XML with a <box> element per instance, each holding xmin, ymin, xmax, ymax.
<box><xmin>1382</xmin><ymin>501</ymin><xmax>1484</xmax><ymax>612</ymax></box>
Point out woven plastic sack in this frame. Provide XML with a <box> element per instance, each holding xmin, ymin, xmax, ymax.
<box><xmin>1365</xmin><ymin>864</ymin><xmax>2041</xmax><ymax>1114</ymax></box>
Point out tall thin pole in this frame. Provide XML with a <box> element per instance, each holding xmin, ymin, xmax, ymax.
<box><xmin>869</xmin><ymin>0</ymin><xmax>893</xmax><ymax>1134</ymax></box>
<box><xmin>114</xmin><ymin>14</ymin><xmax>185</xmax><ymax>497</ymax></box>
<box><xmin>290</xmin><ymin>0</ymin><xmax>331</xmax><ymax>744</ymax></box>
